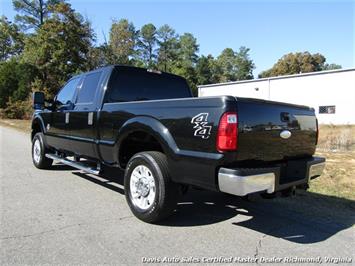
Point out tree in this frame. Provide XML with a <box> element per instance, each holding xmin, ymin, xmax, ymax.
<box><xmin>0</xmin><ymin>59</ymin><xmax>38</xmax><ymax>108</ymax></box>
<box><xmin>259</xmin><ymin>51</ymin><xmax>341</xmax><ymax>78</ymax></box>
<box><xmin>172</xmin><ymin>33</ymin><xmax>199</xmax><ymax>94</ymax></box>
<box><xmin>196</xmin><ymin>55</ymin><xmax>212</xmax><ymax>85</ymax></box>
<box><xmin>12</xmin><ymin>0</ymin><xmax>64</xmax><ymax>30</ymax></box>
<box><xmin>322</xmin><ymin>63</ymin><xmax>342</xmax><ymax>70</ymax></box>
<box><xmin>157</xmin><ymin>24</ymin><xmax>178</xmax><ymax>72</ymax></box>
<box><xmin>195</xmin><ymin>54</ymin><xmax>221</xmax><ymax>85</ymax></box>
<box><xmin>0</xmin><ymin>59</ymin><xmax>20</xmax><ymax>108</ymax></box>
<box><xmin>216</xmin><ymin>48</ymin><xmax>237</xmax><ymax>82</ymax></box>
<box><xmin>137</xmin><ymin>23</ymin><xmax>157</xmax><ymax>68</ymax></box>
<box><xmin>85</xmin><ymin>44</ymin><xmax>113</xmax><ymax>70</ymax></box>
<box><xmin>22</xmin><ymin>2</ymin><xmax>94</xmax><ymax>97</ymax></box>
<box><xmin>109</xmin><ymin>19</ymin><xmax>137</xmax><ymax>65</ymax></box>
<box><xmin>216</xmin><ymin>47</ymin><xmax>254</xmax><ymax>82</ymax></box>
<box><xmin>0</xmin><ymin>16</ymin><xmax>24</xmax><ymax>61</ymax></box>
<box><xmin>234</xmin><ymin>46</ymin><xmax>254</xmax><ymax>80</ymax></box>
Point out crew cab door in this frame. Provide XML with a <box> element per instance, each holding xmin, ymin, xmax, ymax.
<box><xmin>68</xmin><ymin>70</ymin><xmax>103</xmax><ymax>158</ymax></box>
<box><xmin>46</xmin><ymin>77</ymin><xmax>81</xmax><ymax>150</ymax></box>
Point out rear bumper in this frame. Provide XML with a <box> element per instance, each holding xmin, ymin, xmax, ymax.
<box><xmin>218</xmin><ymin>157</ymin><xmax>325</xmax><ymax>196</ymax></box>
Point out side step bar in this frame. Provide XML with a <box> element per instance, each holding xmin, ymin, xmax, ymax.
<box><xmin>45</xmin><ymin>153</ymin><xmax>100</xmax><ymax>175</ymax></box>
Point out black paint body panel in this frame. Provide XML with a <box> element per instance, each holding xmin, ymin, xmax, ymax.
<box><xmin>32</xmin><ymin>65</ymin><xmax>318</xmax><ymax>191</ymax></box>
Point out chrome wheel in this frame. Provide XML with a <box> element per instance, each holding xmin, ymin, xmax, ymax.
<box><xmin>33</xmin><ymin>139</ymin><xmax>41</xmax><ymax>164</ymax></box>
<box><xmin>130</xmin><ymin>165</ymin><xmax>156</xmax><ymax>210</ymax></box>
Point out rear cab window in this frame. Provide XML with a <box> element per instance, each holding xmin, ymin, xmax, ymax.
<box><xmin>104</xmin><ymin>66</ymin><xmax>192</xmax><ymax>103</ymax></box>
<box><xmin>72</xmin><ymin>70</ymin><xmax>103</xmax><ymax>112</ymax></box>
<box><xmin>76</xmin><ymin>71</ymin><xmax>102</xmax><ymax>104</ymax></box>
<box><xmin>56</xmin><ymin>77</ymin><xmax>81</xmax><ymax>109</ymax></box>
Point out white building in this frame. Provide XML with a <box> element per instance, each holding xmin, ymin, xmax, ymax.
<box><xmin>198</xmin><ymin>68</ymin><xmax>355</xmax><ymax>125</ymax></box>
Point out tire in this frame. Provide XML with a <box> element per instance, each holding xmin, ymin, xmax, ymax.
<box><xmin>32</xmin><ymin>132</ymin><xmax>53</xmax><ymax>169</ymax></box>
<box><xmin>124</xmin><ymin>151</ymin><xmax>179</xmax><ymax>223</ymax></box>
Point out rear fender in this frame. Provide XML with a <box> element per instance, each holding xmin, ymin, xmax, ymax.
<box><xmin>115</xmin><ymin>116</ymin><xmax>179</xmax><ymax>167</ymax></box>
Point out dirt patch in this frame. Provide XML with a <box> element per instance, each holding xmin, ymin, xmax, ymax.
<box><xmin>0</xmin><ymin>119</ymin><xmax>31</xmax><ymax>132</ymax></box>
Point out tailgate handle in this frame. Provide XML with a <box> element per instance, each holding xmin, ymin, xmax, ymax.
<box><xmin>280</xmin><ymin>112</ymin><xmax>290</xmax><ymax>122</ymax></box>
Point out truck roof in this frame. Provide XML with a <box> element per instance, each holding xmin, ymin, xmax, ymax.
<box><xmin>70</xmin><ymin>65</ymin><xmax>186</xmax><ymax>81</ymax></box>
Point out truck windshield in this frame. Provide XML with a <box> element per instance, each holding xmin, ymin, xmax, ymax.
<box><xmin>104</xmin><ymin>66</ymin><xmax>193</xmax><ymax>103</ymax></box>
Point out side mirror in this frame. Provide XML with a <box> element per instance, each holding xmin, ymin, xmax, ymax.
<box><xmin>33</xmin><ymin>91</ymin><xmax>45</xmax><ymax>109</ymax></box>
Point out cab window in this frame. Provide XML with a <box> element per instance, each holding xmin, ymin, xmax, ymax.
<box><xmin>76</xmin><ymin>72</ymin><xmax>102</xmax><ymax>104</ymax></box>
<box><xmin>105</xmin><ymin>67</ymin><xmax>192</xmax><ymax>103</ymax></box>
<box><xmin>56</xmin><ymin>78</ymin><xmax>80</xmax><ymax>106</ymax></box>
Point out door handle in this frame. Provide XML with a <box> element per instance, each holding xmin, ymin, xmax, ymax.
<box><xmin>65</xmin><ymin>112</ymin><xmax>70</xmax><ymax>124</ymax></box>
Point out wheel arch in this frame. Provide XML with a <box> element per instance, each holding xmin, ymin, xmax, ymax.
<box><xmin>31</xmin><ymin>116</ymin><xmax>46</xmax><ymax>141</ymax></box>
<box><xmin>115</xmin><ymin>116</ymin><xmax>178</xmax><ymax>168</ymax></box>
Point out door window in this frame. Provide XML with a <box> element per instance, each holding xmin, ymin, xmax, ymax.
<box><xmin>76</xmin><ymin>72</ymin><xmax>102</xmax><ymax>104</ymax></box>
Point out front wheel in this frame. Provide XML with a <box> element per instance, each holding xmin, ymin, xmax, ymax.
<box><xmin>124</xmin><ymin>151</ymin><xmax>179</xmax><ymax>223</ymax></box>
<box><xmin>32</xmin><ymin>133</ymin><xmax>53</xmax><ymax>169</ymax></box>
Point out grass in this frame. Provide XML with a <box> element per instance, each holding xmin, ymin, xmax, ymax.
<box><xmin>317</xmin><ymin>125</ymin><xmax>355</xmax><ymax>151</ymax></box>
<box><xmin>311</xmin><ymin>125</ymin><xmax>355</xmax><ymax>200</ymax></box>
<box><xmin>311</xmin><ymin>150</ymin><xmax>355</xmax><ymax>200</ymax></box>
<box><xmin>1</xmin><ymin>119</ymin><xmax>354</xmax><ymax>200</ymax></box>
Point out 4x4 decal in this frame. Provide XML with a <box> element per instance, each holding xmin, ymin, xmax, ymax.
<box><xmin>191</xmin><ymin>113</ymin><xmax>212</xmax><ymax>139</ymax></box>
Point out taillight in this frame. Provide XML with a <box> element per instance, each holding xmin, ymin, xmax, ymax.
<box><xmin>315</xmin><ymin>118</ymin><xmax>319</xmax><ymax>145</ymax></box>
<box><xmin>217</xmin><ymin>112</ymin><xmax>238</xmax><ymax>151</ymax></box>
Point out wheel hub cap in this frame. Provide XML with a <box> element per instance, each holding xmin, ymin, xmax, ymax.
<box><xmin>33</xmin><ymin>139</ymin><xmax>41</xmax><ymax>163</ymax></box>
<box><xmin>130</xmin><ymin>165</ymin><xmax>156</xmax><ymax>210</ymax></box>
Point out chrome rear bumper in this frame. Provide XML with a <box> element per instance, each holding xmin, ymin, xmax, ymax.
<box><xmin>308</xmin><ymin>162</ymin><xmax>325</xmax><ymax>180</ymax></box>
<box><xmin>218</xmin><ymin>170</ymin><xmax>276</xmax><ymax>196</ymax></box>
<box><xmin>218</xmin><ymin>157</ymin><xmax>325</xmax><ymax>196</ymax></box>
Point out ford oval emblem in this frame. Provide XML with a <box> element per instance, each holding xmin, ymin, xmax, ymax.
<box><xmin>280</xmin><ymin>130</ymin><xmax>292</xmax><ymax>139</ymax></box>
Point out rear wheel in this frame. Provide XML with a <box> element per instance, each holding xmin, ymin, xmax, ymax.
<box><xmin>32</xmin><ymin>133</ymin><xmax>53</xmax><ymax>169</ymax></box>
<box><xmin>124</xmin><ymin>151</ymin><xmax>179</xmax><ymax>223</ymax></box>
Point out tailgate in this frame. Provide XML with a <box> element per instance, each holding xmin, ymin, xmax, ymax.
<box><xmin>236</xmin><ymin>97</ymin><xmax>317</xmax><ymax>161</ymax></box>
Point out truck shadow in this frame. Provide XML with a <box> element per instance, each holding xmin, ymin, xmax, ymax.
<box><xmin>164</xmin><ymin>189</ymin><xmax>355</xmax><ymax>244</ymax></box>
<box><xmin>67</xmin><ymin>163</ymin><xmax>354</xmax><ymax>244</ymax></box>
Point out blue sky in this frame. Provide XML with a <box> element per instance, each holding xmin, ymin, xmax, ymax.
<box><xmin>1</xmin><ymin>0</ymin><xmax>354</xmax><ymax>76</ymax></box>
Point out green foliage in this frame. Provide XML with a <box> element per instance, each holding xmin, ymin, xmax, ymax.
<box><xmin>195</xmin><ymin>55</ymin><xmax>219</xmax><ymax>85</ymax></box>
<box><xmin>0</xmin><ymin>59</ymin><xmax>38</xmax><ymax>108</ymax></box>
<box><xmin>323</xmin><ymin>63</ymin><xmax>342</xmax><ymax>70</ymax></box>
<box><xmin>216</xmin><ymin>48</ymin><xmax>236</xmax><ymax>82</ymax></box>
<box><xmin>196</xmin><ymin>55</ymin><xmax>213</xmax><ymax>85</ymax></box>
<box><xmin>234</xmin><ymin>46</ymin><xmax>254</xmax><ymax>80</ymax></box>
<box><xmin>171</xmin><ymin>33</ymin><xmax>199</xmax><ymax>94</ymax></box>
<box><xmin>13</xmin><ymin>0</ymin><xmax>64</xmax><ymax>30</ymax></box>
<box><xmin>109</xmin><ymin>19</ymin><xmax>137</xmax><ymax>65</ymax></box>
<box><xmin>259</xmin><ymin>51</ymin><xmax>342</xmax><ymax>78</ymax></box>
<box><xmin>0</xmin><ymin>60</ymin><xmax>18</xmax><ymax>108</ymax></box>
<box><xmin>0</xmin><ymin>16</ymin><xmax>24</xmax><ymax>61</ymax></box>
<box><xmin>157</xmin><ymin>24</ymin><xmax>178</xmax><ymax>72</ymax></box>
<box><xmin>216</xmin><ymin>46</ymin><xmax>254</xmax><ymax>82</ymax></box>
<box><xmin>1</xmin><ymin>2</ymin><xmax>344</xmax><ymax>120</ymax></box>
<box><xmin>2</xmin><ymin>97</ymin><xmax>32</xmax><ymax>119</ymax></box>
<box><xmin>138</xmin><ymin>23</ymin><xmax>157</xmax><ymax>68</ymax></box>
<box><xmin>21</xmin><ymin>2</ymin><xmax>94</xmax><ymax>98</ymax></box>
<box><xmin>85</xmin><ymin>44</ymin><xmax>115</xmax><ymax>70</ymax></box>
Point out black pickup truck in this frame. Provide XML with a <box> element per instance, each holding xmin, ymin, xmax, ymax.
<box><xmin>31</xmin><ymin>65</ymin><xmax>325</xmax><ymax>223</ymax></box>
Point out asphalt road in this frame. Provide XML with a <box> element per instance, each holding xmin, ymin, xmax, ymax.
<box><xmin>0</xmin><ymin>126</ymin><xmax>354</xmax><ymax>265</ymax></box>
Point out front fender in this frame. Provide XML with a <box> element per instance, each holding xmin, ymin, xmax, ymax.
<box><xmin>31</xmin><ymin>114</ymin><xmax>46</xmax><ymax>139</ymax></box>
